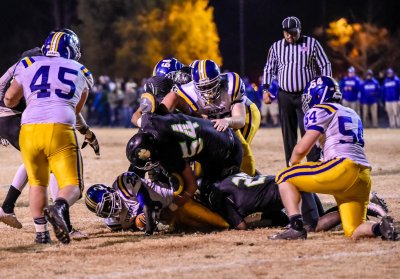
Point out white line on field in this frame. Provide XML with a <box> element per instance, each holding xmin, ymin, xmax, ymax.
<box><xmin>85</xmin><ymin>249</ymin><xmax>398</xmax><ymax>278</ymax></box>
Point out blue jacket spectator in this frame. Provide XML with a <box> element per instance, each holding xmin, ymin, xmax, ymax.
<box><xmin>360</xmin><ymin>70</ymin><xmax>380</xmax><ymax>128</ymax></box>
<box><xmin>360</xmin><ymin>72</ymin><xmax>380</xmax><ymax>105</ymax></box>
<box><xmin>381</xmin><ymin>68</ymin><xmax>400</xmax><ymax>128</ymax></box>
<box><xmin>244</xmin><ymin>77</ymin><xmax>262</xmax><ymax>110</ymax></box>
<box><xmin>339</xmin><ymin>66</ymin><xmax>361</xmax><ymax>114</ymax></box>
<box><xmin>382</xmin><ymin>69</ymin><xmax>400</xmax><ymax>102</ymax></box>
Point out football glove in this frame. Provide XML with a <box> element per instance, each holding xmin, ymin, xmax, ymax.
<box><xmin>81</xmin><ymin>130</ymin><xmax>100</xmax><ymax>156</ymax></box>
<box><xmin>0</xmin><ymin>137</ymin><xmax>9</xmax><ymax>147</ymax></box>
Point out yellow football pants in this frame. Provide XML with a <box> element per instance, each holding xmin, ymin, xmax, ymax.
<box><xmin>276</xmin><ymin>158</ymin><xmax>371</xmax><ymax>237</ymax></box>
<box><xmin>20</xmin><ymin>123</ymin><xmax>84</xmax><ymax>191</ymax></box>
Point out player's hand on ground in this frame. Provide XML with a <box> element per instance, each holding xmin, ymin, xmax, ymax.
<box><xmin>81</xmin><ymin>130</ymin><xmax>100</xmax><ymax>156</ymax></box>
<box><xmin>212</xmin><ymin>118</ymin><xmax>230</xmax><ymax>132</ymax></box>
<box><xmin>0</xmin><ymin>137</ymin><xmax>10</xmax><ymax>147</ymax></box>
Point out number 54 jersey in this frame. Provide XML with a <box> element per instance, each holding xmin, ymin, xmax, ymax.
<box><xmin>304</xmin><ymin>103</ymin><xmax>370</xmax><ymax>167</ymax></box>
<box><xmin>14</xmin><ymin>55</ymin><xmax>93</xmax><ymax>126</ymax></box>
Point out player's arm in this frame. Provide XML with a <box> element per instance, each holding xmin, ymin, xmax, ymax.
<box><xmin>131</xmin><ymin>107</ymin><xmax>142</xmax><ymax>127</ymax></box>
<box><xmin>212</xmin><ymin>102</ymin><xmax>246</xmax><ymax>132</ymax></box>
<box><xmin>132</xmin><ymin>93</ymin><xmax>158</xmax><ymax>127</ymax></box>
<box><xmin>289</xmin><ymin>130</ymin><xmax>321</xmax><ymax>166</ymax></box>
<box><xmin>76</xmin><ymin>89</ymin><xmax>89</xmax><ymax>114</ymax></box>
<box><xmin>172</xmin><ymin>162</ymin><xmax>197</xmax><ymax>207</ymax></box>
<box><xmin>76</xmin><ymin>112</ymin><xmax>100</xmax><ymax>156</ymax></box>
<box><xmin>162</xmin><ymin>89</ymin><xmax>194</xmax><ymax>116</ymax></box>
<box><xmin>161</xmin><ymin>91</ymin><xmax>179</xmax><ymax>112</ymax></box>
<box><xmin>4</xmin><ymin>80</ymin><xmax>23</xmax><ymax>108</ymax></box>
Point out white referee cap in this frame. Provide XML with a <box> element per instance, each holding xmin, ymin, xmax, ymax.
<box><xmin>282</xmin><ymin>16</ymin><xmax>301</xmax><ymax>30</ymax></box>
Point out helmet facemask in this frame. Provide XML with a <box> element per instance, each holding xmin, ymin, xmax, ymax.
<box><xmin>195</xmin><ymin>75</ymin><xmax>221</xmax><ymax>102</ymax></box>
<box><xmin>301</xmin><ymin>92</ymin><xmax>312</xmax><ymax>113</ymax></box>
<box><xmin>96</xmin><ymin>191</ymin><xmax>122</xmax><ymax>218</ymax></box>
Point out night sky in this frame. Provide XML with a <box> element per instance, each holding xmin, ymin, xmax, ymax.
<box><xmin>209</xmin><ymin>0</ymin><xmax>400</xmax><ymax>81</ymax></box>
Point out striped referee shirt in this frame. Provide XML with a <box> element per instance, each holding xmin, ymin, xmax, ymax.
<box><xmin>263</xmin><ymin>35</ymin><xmax>332</xmax><ymax>93</ymax></box>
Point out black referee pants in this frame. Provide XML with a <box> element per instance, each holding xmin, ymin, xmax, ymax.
<box><xmin>277</xmin><ymin>90</ymin><xmax>322</xmax><ymax>228</ymax></box>
<box><xmin>277</xmin><ymin>89</ymin><xmax>321</xmax><ymax>166</ymax></box>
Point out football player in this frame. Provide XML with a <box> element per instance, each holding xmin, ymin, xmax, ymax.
<box><xmin>85</xmin><ymin>171</ymin><xmax>228</xmax><ymax>233</ymax></box>
<box><xmin>131</xmin><ymin>58</ymin><xmax>192</xmax><ymax>127</ymax></box>
<box><xmin>4</xmin><ymin>29</ymin><xmax>93</xmax><ymax>244</ymax></box>
<box><xmin>160</xmin><ymin>59</ymin><xmax>261</xmax><ymax>176</ymax></box>
<box><xmin>270</xmin><ymin>76</ymin><xmax>398</xmax><ymax>240</ymax></box>
<box><xmin>203</xmin><ymin>171</ymin><xmax>389</xmax><ymax>230</ymax></box>
<box><xmin>126</xmin><ymin>112</ymin><xmax>243</xmax><ymax>209</ymax></box>
<box><xmin>0</xmin><ymin>30</ymin><xmax>99</xmax><ymax>239</ymax></box>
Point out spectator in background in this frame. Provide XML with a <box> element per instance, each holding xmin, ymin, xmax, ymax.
<box><xmin>123</xmin><ymin>78</ymin><xmax>138</xmax><ymax>128</ymax></box>
<box><xmin>92</xmin><ymin>77</ymin><xmax>110</xmax><ymax>126</ymax></box>
<box><xmin>360</xmin><ymin>70</ymin><xmax>380</xmax><ymax>128</ymax></box>
<box><xmin>260</xmin><ymin>78</ymin><xmax>279</xmax><ymax>127</ymax></box>
<box><xmin>339</xmin><ymin>66</ymin><xmax>361</xmax><ymax>115</ymax></box>
<box><xmin>382</xmin><ymin>68</ymin><xmax>400</xmax><ymax>128</ymax></box>
<box><xmin>244</xmin><ymin>77</ymin><xmax>262</xmax><ymax>111</ymax></box>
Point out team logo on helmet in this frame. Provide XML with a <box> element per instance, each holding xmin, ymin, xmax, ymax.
<box><xmin>137</xmin><ymin>149</ymin><xmax>151</xmax><ymax>160</ymax></box>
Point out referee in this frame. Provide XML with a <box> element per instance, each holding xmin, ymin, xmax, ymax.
<box><xmin>262</xmin><ymin>16</ymin><xmax>332</xmax><ymax>232</ymax></box>
<box><xmin>263</xmin><ymin>16</ymin><xmax>332</xmax><ymax>166</ymax></box>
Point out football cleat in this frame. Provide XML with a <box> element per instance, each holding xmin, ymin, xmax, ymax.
<box><xmin>69</xmin><ymin>227</ymin><xmax>88</xmax><ymax>239</ymax></box>
<box><xmin>0</xmin><ymin>207</ymin><xmax>22</xmax><ymax>229</ymax></box>
<box><xmin>35</xmin><ymin>231</ymin><xmax>52</xmax><ymax>244</ymax></box>
<box><xmin>44</xmin><ymin>205</ymin><xmax>71</xmax><ymax>244</ymax></box>
<box><xmin>370</xmin><ymin>191</ymin><xmax>389</xmax><ymax>213</ymax></box>
<box><xmin>379</xmin><ymin>216</ymin><xmax>398</xmax><ymax>241</ymax></box>
<box><xmin>269</xmin><ymin>228</ymin><xmax>307</xmax><ymax>240</ymax></box>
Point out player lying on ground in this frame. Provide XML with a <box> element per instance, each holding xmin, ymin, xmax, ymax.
<box><xmin>85</xmin><ymin>171</ymin><xmax>228</xmax><ymax>234</ymax></box>
<box><xmin>0</xmin><ymin>30</ymin><xmax>99</xmax><ymax>240</ymax></box>
<box><xmin>270</xmin><ymin>76</ymin><xmax>398</xmax><ymax>241</ymax></box>
<box><xmin>201</xmin><ymin>171</ymin><xmax>389</xmax><ymax>230</ymax></box>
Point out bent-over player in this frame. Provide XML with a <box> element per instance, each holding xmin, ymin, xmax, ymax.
<box><xmin>270</xmin><ymin>76</ymin><xmax>398</xmax><ymax>240</ymax></box>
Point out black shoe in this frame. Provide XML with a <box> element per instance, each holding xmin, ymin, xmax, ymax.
<box><xmin>269</xmin><ymin>228</ymin><xmax>307</xmax><ymax>240</ymax></box>
<box><xmin>44</xmin><ymin>205</ymin><xmax>71</xmax><ymax>244</ymax></box>
<box><xmin>35</xmin><ymin>231</ymin><xmax>51</xmax><ymax>244</ymax></box>
<box><xmin>370</xmin><ymin>191</ymin><xmax>389</xmax><ymax>213</ymax></box>
<box><xmin>379</xmin><ymin>216</ymin><xmax>398</xmax><ymax>241</ymax></box>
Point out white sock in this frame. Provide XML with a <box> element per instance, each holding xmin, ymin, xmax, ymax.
<box><xmin>11</xmin><ymin>164</ymin><xmax>28</xmax><ymax>192</ymax></box>
<box><xmin>49</xmin><ymin>173</ymin><xmax>59</xmax><ymax>202</ymax></box>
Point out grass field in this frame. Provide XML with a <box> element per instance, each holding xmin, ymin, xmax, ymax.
<box><xmin>0</xmin><ymin>128</ymin><xmax>399</xmax><ymax>278</ymax></box>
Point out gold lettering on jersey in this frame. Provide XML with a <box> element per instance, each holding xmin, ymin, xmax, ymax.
<box><xmin>171</xmin><ymin>121</ymin><xmax>199</xmax><ymax>139</ymax></box>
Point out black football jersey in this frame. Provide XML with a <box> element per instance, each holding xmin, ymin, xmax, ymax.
<box><xmin>140</xmin><ymin>113</ymin><xmax>242</xmax><ymax>180</ymax></box>
<box><xmin>209</xmin><ymin>172</ymin><xmax>283</xmax><ymax>227</ymax></box>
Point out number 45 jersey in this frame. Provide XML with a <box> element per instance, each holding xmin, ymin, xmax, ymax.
<box><xmin>304</xmin><ymin>103</ymin><xmax>370</xmax><ymax>167</ymax></box>
<box><xmin>13</xmin><ymin>55</ymin><xmax>93</xmax><ymax>126</ymax></box>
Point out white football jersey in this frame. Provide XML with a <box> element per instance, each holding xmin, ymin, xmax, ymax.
<box><xmin>174</xmin><ymin>72</ymin><xmax>245</xmax><ymax>119</ymax></box>
<box><xmin>104</xmin><ymin>172</ymin><xmax>174</xmax><ymax>230</ymax></box>
<box><xmin>14</xmin><ymin>56</ymin><xmax>93</xmax><ymax>126</ymax></box>
<box><xmin>304</xmin><ymin>103</ymin><xmax>370</xmax><ymax>167</ymax></box>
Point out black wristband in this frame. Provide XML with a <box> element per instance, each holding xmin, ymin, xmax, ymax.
<box><xmin>78</xmin><ymin>125</ymin><xmax>90</xmax><ymax>135</ymax></box>
<box><xmin>262</xmin><ymin>84</ymin><xmax>270</xmax><ymax>91</ymax></box>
